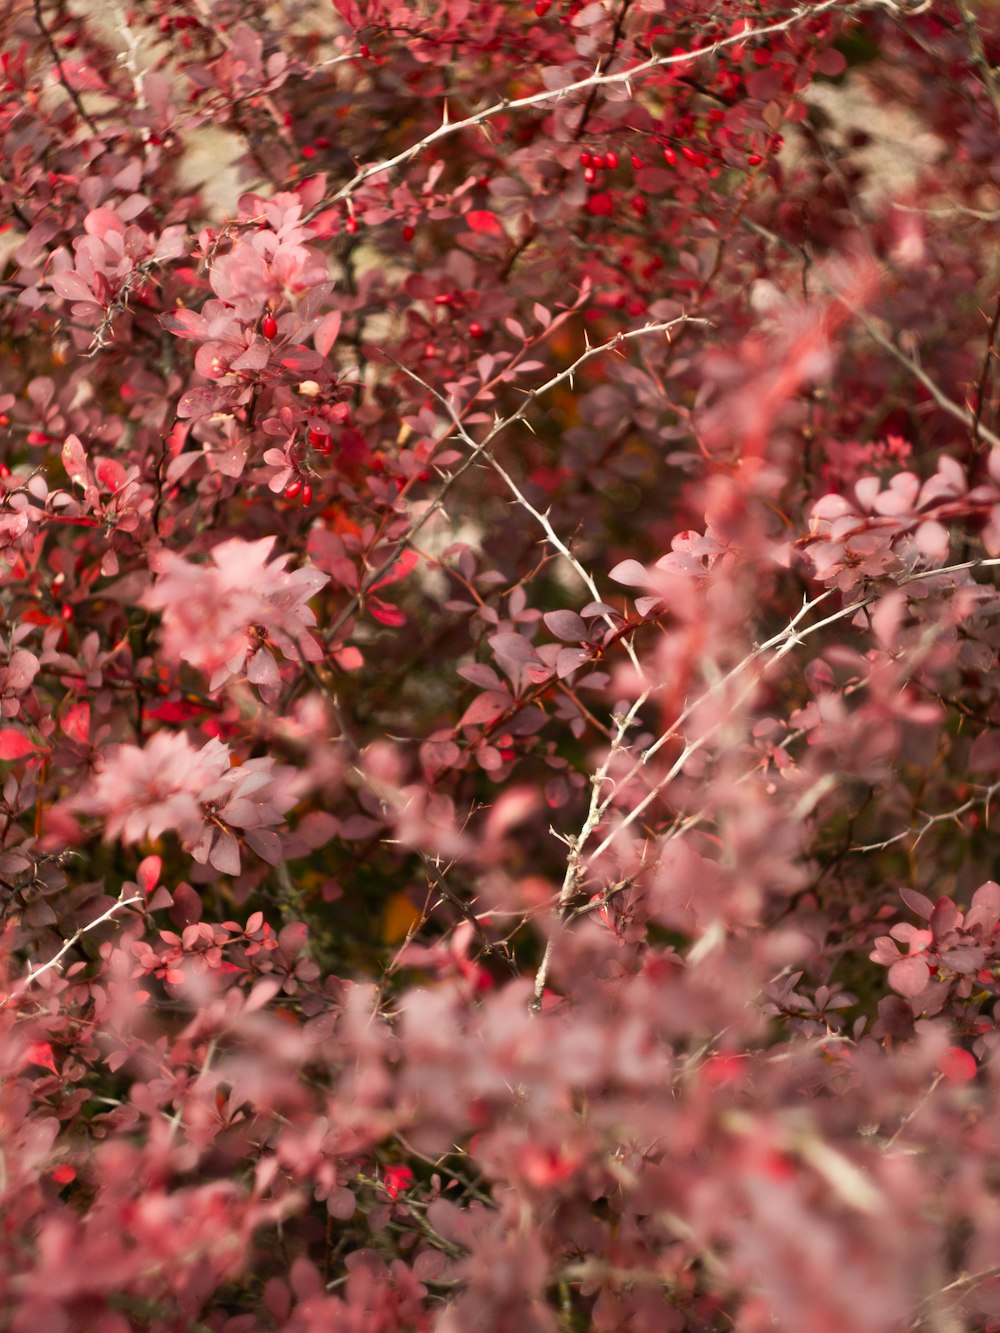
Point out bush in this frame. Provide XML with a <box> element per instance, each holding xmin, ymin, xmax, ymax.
<box><xmin>4</xmin><ymin>0</ymin><xmax>1000</xmax><ymax>1327</ymax></box>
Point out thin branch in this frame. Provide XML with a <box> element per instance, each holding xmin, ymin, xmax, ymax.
<box><xmin>326</xmin><ymin>317</ymin><xmax>706</xmax><ymax>654</ymax></box>
<box><xmin>8</xmin><ymin>892</ymin><xmax>142</xmax><ymax>1000</ymax></box>
<box><xmin>564</xmin><ymin>557</ymin><xmax>1000</xmax><ymax>878</ymax></box>
<box><xmin>392</xmin><ymin>318</ymin><xmax>709</xmax><ymax>677</ymax></box>
<box><xmin>744</xmin><ymin>219</ymin><xmax>1000</xmax><ymax>453</ymax></box>
<box><xmin>304</xmin><ymin>0</ymin><xmax>868</xmax><ymax>221</ymax></box>
<box><xmin>33</xmin><ymin>0</ymin><xmax>100</xmax><ymax>135</ymax></box>
<box><xmin>531</xmin><ymin>692</ymin><xmax>649</xmax><ymax>1010</ymax></box>
<box><xmin>850</xmin><ymin>779</ymin><xmax>1000</xmax><ymax>853</ymax></box>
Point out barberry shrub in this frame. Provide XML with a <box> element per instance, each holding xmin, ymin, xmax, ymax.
<box><xmin>4</xmin><ymin>0</ymin><xmax>1000</xmax><ymax>1327</ymax></box>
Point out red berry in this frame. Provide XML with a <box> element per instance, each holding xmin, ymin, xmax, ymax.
<box><xmin>434</xmin><ymin>293</ymin><xmax>453</xmax><ymax>306</ymax></box>
<box><xmin>663</xmin><ymin>146</ymin><xmax>677</xmax><ymax>165</ymax></box>
<box><xmin>469</xmin><ymin>321</ymin><xmax>484</xmax><ymax>338</ymax></box>
<box><xmin>747</xmin><ymin>153</ymin><xmax>763</xmax><ymax>167</ymax></box>
<box><xmin>535</xmin><ymin>0</ymin><xmax>551</xmax><ymax>14</ymax></box>
<box><xmin>359</xmin><ymin>43</ymin><xmax>370</xmax><ymax>58</ymax></box>
<box><xmin>345</xmin><ymin>215</ymin><xmax>358</xmax><ymax>234</ymax></box>
<box><xmin>680</xmin><ymin>144</ymin><xmax>698</xmax><ymax>163</ymax></box>
<box><xmin>579</xmin><ymin>151</ymin><xmax>592</xmax><ymax>167</ymax></box>
<box><xmin>262</xmin><ymin>314</ymin><xmax>278</xmax><ymax>339</ymax></box>
<box><xmin>583</xmin><ymin>165</ymin><xmax>597</xmax><ymax>184</ymax></box>
<box><xmin>605</xmin><ymin>150</ymin><xmax>619</xmax><ymax>169</ymax></box>
<box><xmin>284</xmin><ymin>479</ymin><xmax>302</xmax><ymax>499</ymax></box>
<box><xmin>585</xmin><ymin>191</ymin><xmax>613</xmax><ymax>217</ymax></box>
<box><xmin>631</xmin><ymin>155</ymin><xmax>643</xmax><ymax>168</ymax></box>
<box><xmin>402</xmin><ymin>223</ymin><xmax>415</xmax><ymax>242</ymax></box>
<box><xmin>591</xmin><ymin>154</ymin><xmax>605</xmax><ymax>170</ymax></box>
<box><xmin>301</xmin><ymin>484</ymin><xmax>313</xmax><ymax>506</ymax></box>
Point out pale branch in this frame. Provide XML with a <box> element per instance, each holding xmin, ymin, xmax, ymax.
<box><xmin>956</xmin><ymin>0</ymin><xmax>1000</xmax><ymax>131</ymax></box>
<box><xmin>531</xmin><ymin>692</ymin><xmax>649</xmax><ymax>1010</ymax></box>
<box><xmin>304</xmin><ymin>0</ymin><xmax>871</xmax><ymax>221</ymax></box>
<box><xmin>851</xmin><ymin>779</ymin><xmax>1000</xmax><ymax>853</ymax></box>
<box><xmin>395</xmin><ymin>318</ymin><xmax>708</xmax><ymax>677</ymax></box>
<box><xmin>561</xmin><ymin>556</ymin><xmax>1000</xmax><ymax>884</ymax></box>
<box><xmin>326</xmin><ymin>317</ymin><xmax>704</xmax><ymax>659</ymax></box>
<box><xmin>10</xmin><ymin>892</ymin><xmax>143</xmax><ymax>999</ymax></box>
<box><xmin>743</xmin><ymin>219</ymin><xmax>1000</xmax><ymax>454</ymax></box>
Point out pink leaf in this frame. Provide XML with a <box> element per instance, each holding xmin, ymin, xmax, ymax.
<box><xmin>314</xmin><ymin>310</ymin><xmax>342</xmax><ymax>357</ymax></box>
<box><xmin>608</xmin><ymin>559</ymin><xmax>649</xmax><ymax>587</ymax></box>
<box><xmin>899</xmin><ymin>887</ymin><xmax>935</xmax><ymax>920</ymax></box>
<box><xmin>543</xmin><ymin>609</ymin><xmax>588</xmax><ymax>641</ymax></box>
<box><xmin>489</xmin><ymin>632</ymin><xmax>540</xmax><ymax>663</ymax></box>
<box><xmin>459</xmin><ymin>690</ymin><xmax>512</xmax><ymax>728</ymax></box>
<box><xmin>888</xmin><ymin>955</ymin><xmax>930</xmax><ymax>998</ymax></box>
<box><xmin>50</xmin><ymin>271</ymin><xmax>95</xmax><ymax>303</ymax></box>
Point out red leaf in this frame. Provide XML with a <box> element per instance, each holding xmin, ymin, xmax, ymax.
<box><xmin>382</xmin><ymin>1165</ymin><xmax>414</xmax><ymax>1200</ymax></box>
<box><xmin>24</xmin><ymin>1041</ymin><xmax>58</xmax><ymax>1074</ymax></box>
<box><xmin>61</xmin><ymin>701</ymin><xmax>90</xmax><ymax>745</ymax></box>
<box><xmin>938</xmin><ymin>1046</ymin><xmax>976</xmax><ymax>1082</ymax></box>
<box><xmin>0</xmin><ymin>729</ymin><xmax>36</xmax><ymax>760</ymax></box>
<box><xmin>466</xmin><ymin>210</ymin><xmax>504</xmax><ymax>237</ymax></box>
<box><xmin>369</xmin><ymin>597</ymin><xmax>406</xmax><ymax>626</ymax></box>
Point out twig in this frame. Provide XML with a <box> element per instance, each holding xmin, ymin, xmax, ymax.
<box><xmin>304</xmin><ymin>0</ymin><xmax>866</xmax><ymax>222</ymax></box>
<box><xmin>743</xmin><ymin>219</ymin><xmax>1000</xmax><ymax>453</ymax></box>
<box><xmin>33</xmin><ymin>0</ymin><xmax>100</xmax><ymax>135</ymax></box>
<box><xmin>392</xmin><ymin>318</ymin><xmax>709</xmax><ymax>678</ymax></box>
<box><xmin>8</xmin><ymin>892</ymin><xmax>142</xmax><ymax>1000</ymax></box>
<box><xmin>851</xmin><ymin>779</ymin><xmax>1000</xmax><ymax>853</ymax></box>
